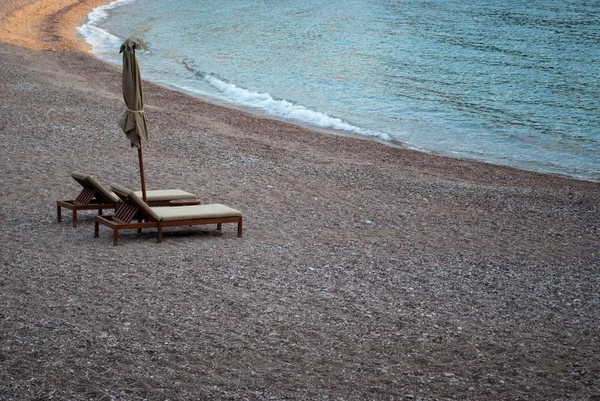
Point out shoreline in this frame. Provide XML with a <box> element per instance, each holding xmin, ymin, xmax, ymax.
<box><xmin>1</xmin><ymin>1</ymin><xmax>599</xmax><ymax>400</ymax></box>
<box><xmin>2</xmin><ymin>0</ymin><xmax>595</xmax><ymax>184</ymax></box>
<box><xmin>0</xmin><ymin>0</ymin><xmax>111</xmax><ymax>52</ymax></box>
<box><xmin>3</xmin><ymin>0</ymin><xmax>597</xmax><ymax>183</ymax></box>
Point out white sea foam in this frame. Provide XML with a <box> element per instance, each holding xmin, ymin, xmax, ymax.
<box><xmin>76</xmin><ymin>0</ymin><xmax>137</xmax><ymax>54</ymax></box>
<box><xmin>203</xmin><ymin>75</ymin><xmax>392</xmax><ymax>141</ymax></box>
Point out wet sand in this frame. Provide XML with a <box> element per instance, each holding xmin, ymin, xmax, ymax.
<box><xmin>0</xmin><ymin>0</ymin><xmax>599</xmax><ymax>399</ymax></box>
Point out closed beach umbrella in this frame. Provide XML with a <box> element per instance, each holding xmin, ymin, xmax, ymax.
<box><xmin>119</xmin><ymin>38</ymin><xmax>148</xmax><ymax>202</ymax></box>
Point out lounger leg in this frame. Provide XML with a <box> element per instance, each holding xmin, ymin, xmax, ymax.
<box><xmin>113</xmin><ymin>229</ymin><xmax>119</xmax><ymax>246</ymax></box>
<box><xmin>57</xmin><ymin>204</ymin><xmax>61</xmax><ymax>223</ymax></box>
<box><xmin>237</xmin><ymin>218</ymin><xmax>243</xmax><ymax>238</ymax></box>
<box><xmin>157</xmin><ymin>226</ymin><xmax>163</xmax><ymax>243</ymax></box>
<box><xmin>98</xmin><ymin>209</ymin><xmax>103</xmax><ymax>216</ymax></box>
<box><xmin>217</xmin><ymin>223</ymin><xmax>222</xmax><ymax>231</ymax></box>
<box><xmin>94</xmin><ymin>221</ymin><xmax>99</xmax><ymax>238</ymax></box>
<box><xmin>72</xmin><ymin>210</ymin><xmax>77</xmax><ymax>228</ymax></box>
<box><xmin>138</xmin><ymin>217</ymin><xmax>143</xmax><ymax>233</ymax></box>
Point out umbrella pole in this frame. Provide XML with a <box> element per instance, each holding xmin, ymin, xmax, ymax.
<box><xmin>138</xmin><ymin>145</ymin><xmax>147</xmax><ymax>202</ymax></box>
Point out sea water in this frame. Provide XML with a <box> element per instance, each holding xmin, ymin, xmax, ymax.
<box><xmin>78</xmin><ymin>0</ymin><xmax>600</xmax><ymax>181</ymax></box>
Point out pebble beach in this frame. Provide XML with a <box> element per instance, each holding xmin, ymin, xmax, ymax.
<box><xmin>0</xmin><ymin>0</ymin><xmax>599</xmax><ymax>399</ymax></box>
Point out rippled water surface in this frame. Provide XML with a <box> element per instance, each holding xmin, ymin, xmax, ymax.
<box><xmin>79</xmin><ymin>0</ymin><xmax>600</xmax><ymax>181</ymax></box>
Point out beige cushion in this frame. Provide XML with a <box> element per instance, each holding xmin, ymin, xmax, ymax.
<box><xmin>72</xmin><ymin>171</ymin><xmax>119</xmax><ymax>203</ymax></box>
<box><xmin>110</xmin><ymin>184</ymin><xmax>162</xmax><ymax>222</ymax></box>
<box><xmin>152</xmin><ymin>204</ymin><xmax>242</xmax><ymax>222</ymax></box>
<box><xmin>134</xmin><ymin>189</ymin><xmax>197</xmax><ymax>202</ymax></box>
<box><xmin>71</xmin><ymin>171</ymin><xmax>89</xmax><ymax>181</ymax></box>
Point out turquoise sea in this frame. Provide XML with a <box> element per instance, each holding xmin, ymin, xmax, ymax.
<box><xmin>78</xmin><ymin>0</ymin><xmax>600</xmax><ymax>181</ymax></box>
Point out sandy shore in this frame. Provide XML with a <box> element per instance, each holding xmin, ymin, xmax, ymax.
<box><xmin>1</xmin><ymin>0</ymin><xmax>599</xmax><ymax>400</ymax></box>
<box><xmin>0</xmin><ymin>0</ymin><xmax>111</xmax><ymax>51</ymax></box>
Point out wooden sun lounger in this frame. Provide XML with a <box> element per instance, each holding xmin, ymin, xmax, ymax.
<box><xmin>94</xmin><ymin>184</ymin><xmax>242</xmax><ymax>246</ymax></box>
<box><xmin>56</xmin><ymin>172</ymin><xmax>198</xmax><ymax>227</ymax></box>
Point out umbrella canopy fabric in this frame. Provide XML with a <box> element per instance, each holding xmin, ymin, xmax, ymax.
<box><xmin>119</xmin><ymin>38</ymin><xmax>148</xmax><ymax>149</ymax></box>
<box><xmin>119</xmin><ymin>38</ymin><xmax>148</xmax><ymax>201</ymax></box>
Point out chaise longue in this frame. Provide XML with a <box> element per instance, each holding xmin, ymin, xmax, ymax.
<box><xmin>56</xmin><ymin>171</ymin><xmax>198</xmax><ymax>227</ymax></box>
<box><xmin>94</xmin><ymin>184</ymin><xmax>242</xmax><ymax>246</ymax></box>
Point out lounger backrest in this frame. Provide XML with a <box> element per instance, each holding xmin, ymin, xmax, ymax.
<box><xmin>110</xmin><ymin>184</ymin><xmax>162</xmax><ymax>222</ymax></box>
<box><xmin>71</xmin><ymin>171</ymin><xmax>119</xmax><ymax>203</ymax></box>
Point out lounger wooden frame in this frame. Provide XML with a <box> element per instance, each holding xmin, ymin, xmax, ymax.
<box><xmin>56</xmin><ymin>173</ymin><xmax>196</xmax><ymax>227</ymax></box>
<box><xmin>94</xmin><ymin>186</ymin><xmax>242</xmax><ymax>246</ymax></box>
<box><xmin>57</xmin><ymin>174</ymin><xmax>120</xmax><ymax>228</ymax></box>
